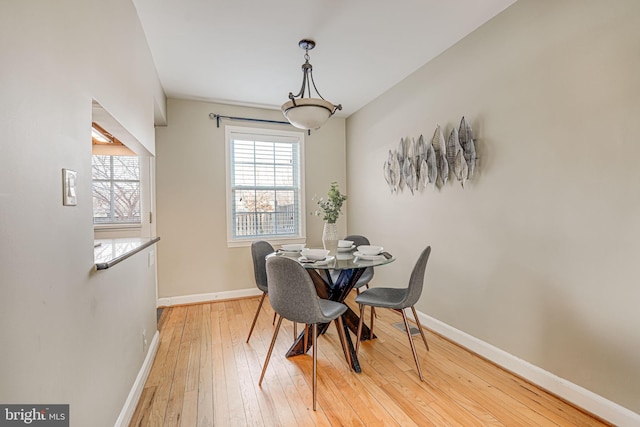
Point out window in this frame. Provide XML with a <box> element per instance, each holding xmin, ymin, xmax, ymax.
<box><xmin>225</xmin><ymin>126</ymin><xmax>305</xmax><ymax>246</ymax></box>
<box><xmin>92</xmin><ymin>154</ymin><xmax>141</xmax><ymax>225</ymax></box>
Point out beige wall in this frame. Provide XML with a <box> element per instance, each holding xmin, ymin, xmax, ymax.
<box><xmin>155</xmin><ymin>99</ymin><xmax>346</xmax><ymax>299</ymax></box>
<box><xmin>0</xmin><ymin>0</ymin><xmax>163</xmax><ymax>425</ymax></box>
<box><xmin>346</xmin><ymin>0</ymin><xmax>640</xmax><ymax>414</ymax></box>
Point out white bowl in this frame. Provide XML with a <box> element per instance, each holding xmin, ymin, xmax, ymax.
<box><xmin>338</xmin><ymin>240</ymin><xmax>354</xmax><ymax>248</ymax></box>
<box><xmin>357</xmin><ymin>245</ymin><xmax>383</xmax><ymax>256</ymax></box>
<box><xmin>281</xmin><ymin>243</ymin><xmax>305</xmax><ymax>252</ymax></box>
<box><xmin>301</xmin><ymin>248</ymin><xmax>330</xmax><ymax>261</ymax></box>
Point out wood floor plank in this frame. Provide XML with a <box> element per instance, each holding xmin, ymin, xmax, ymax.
<box><xmin>358</xmin><ymin>308</ymin><xmax>584</xmax><ymax>425</ymax></box>
<box><xmin>163</xmin><ymin>306</ymin><xmax>195</xmax><ymax>426</ymax></box>
<box><xmin>383</xmin><ymin>323</ymin><xmax>557</xmax><ymax>426</ymax></box>
<box><xmin>287</xmin><ymin>371</ymin><xmax>334</xmax><ymax>427</ymax></box>
<box><xmin>145</xmin><ymin>306</ymin><xmax>188</xmax><ymax>426</ymax></box>
<box><xmin>351</xmin><ymin>374</ymin><xmax>421</xmax><ymax>427</ymax></box>
<box><xmin>360</xmin><ymin>347</ymin><xmax>486</xmax><ymax>426</ymax></box>
<box><xmin>430</xmin><ymin>333</ymin><xmax>604</xmax><ymax>426</ymax></box>
<box><xmin>130</xmin><ymin>298</ymin><xmax>611</xmax><ymax>427</ymax></box>
<box><xmin>179</xmin><ymin>306</ymin><xmax>202</xmax><ymax>426</ymax></box>
<box><xmin>236</xmin><ymin>299</ymin><xmax>287</xmax><ymax>427</ymax></box>
<box><xmin>146</xmin><ymin>305</ymin><xmax>182</xmax><ymax>388</ymax></box>
<box><xmin>367</xmin><ymin>317</ymin><xmax>540</xmax><ymax>426</ymax></box>
<box><xmin>128</xmin><ymin>386</ymin><xmax>156</xmax><ymax>427</ymax></box>
<box><xmin>197</xmin><ymin>304</ymin><xmax>214</xmax><ymax>427</ymax></box>
<box><xmin>227</xmin><ymin>300</ymin><xmax>265</xmax><ymax>427</ymax></box>
<box><xmin>179</xmin><ymin>391</ymin><xmax>198</xmax><ymax>427</ymax></box>
<box><xmin>316</xmin><ymin>336</ymin><xmax>400</xmax><ymax>426</ymax></box>
<box><xmin>209</xmin><ymin>303</ymin><xmax>230</xmax><ymax>426</ymax></box>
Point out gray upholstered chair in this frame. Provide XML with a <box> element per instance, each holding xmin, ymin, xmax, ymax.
<box><xmin>344</xmin><ymin>234</ymin><xmax>374</xmax><ymax>292</ymax></box>
<box><xmin>246</xmin><ymin>241</ymin><xmax>276</xmax><ymax>343</ymax></box>
<box><xmin>355</xmin><ymin>246</ymin><xmax>431</xmax><ymax>381</ymax></box>
<box><xmin>259</xmin><ymin>256</ymin><xmax>352</xmax><ymax>411</ymax></box>
<box><xmin>340</xmin><ymin>234</ymin><xmax>377</xmax><ymax>323</ymax></box>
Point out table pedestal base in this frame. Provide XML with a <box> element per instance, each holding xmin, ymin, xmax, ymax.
<box><xmin>285</xmin><ymin>267</ymin><xmax>375</xmax><ymax>372</ymax></box>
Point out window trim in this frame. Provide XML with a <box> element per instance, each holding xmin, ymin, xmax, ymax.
<box><xmin>93</xmin><ymin>223</ymin><xmax>142</xmax><ymax>231</ymax></box>
<box><xmin>225</xmin><ymin>125</ymin><xmax>306</xmax><ymax>248</ymax></box>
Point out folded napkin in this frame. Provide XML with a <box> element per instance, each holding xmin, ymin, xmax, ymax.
<box><xmin>298</xmin><ymin>256</ymin><xmax>326</xmax><ymax>263</ymax></box>
<box><xmin>353</xmin><ymin>252</ymin><xmax>389</xmax><ymax>261</ymax></box>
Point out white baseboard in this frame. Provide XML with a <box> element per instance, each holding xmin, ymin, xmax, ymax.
<box><xmin>157</xmin><ymin>288</ymin><xmax>262</xmax><ymax>307</ymax></box>
<box><xmin>413</xmin><ymin>311</ymin><xmax>640</xmax><ymax>427</ymax></box>
<box><xmin>114</xmin><ymin>330</ymin><xmax>160</xmax><ymax>427</ymax></box>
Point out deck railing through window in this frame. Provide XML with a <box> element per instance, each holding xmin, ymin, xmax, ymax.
<box><xmin>235</xmin><ymin>205</ymin><xmax>296</xmax><ymax>237</ymax></box>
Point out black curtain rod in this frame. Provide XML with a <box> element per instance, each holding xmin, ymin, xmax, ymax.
<box><xmin>209</xmin><ymin>113</ymin><xmax>292</xmax><ymax>128</ymax></box>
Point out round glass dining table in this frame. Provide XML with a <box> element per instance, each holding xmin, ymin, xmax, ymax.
<box><xmin>269</xmin><ymin>249</ymin><xmax>395</xmax><ymax>373</ymax></box>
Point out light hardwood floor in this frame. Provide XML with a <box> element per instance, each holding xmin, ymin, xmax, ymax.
<box><xmin>130</xmin><ymin>295</ymin><xmax>610</xmax><ymax>426</ymax></box>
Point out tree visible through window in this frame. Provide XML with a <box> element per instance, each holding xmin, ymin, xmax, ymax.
<box><xmin>226</xmin><ymin>126</ymin><xmax>305</xmax><ymax>244</ymax></box>
<box><xmin>92</xmin><ymin>155</ymin><xmax>141</xmax><ymax>224</ymax></box>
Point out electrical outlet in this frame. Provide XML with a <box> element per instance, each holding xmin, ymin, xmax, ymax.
<box><xmin>148</xmin><ymin>250</ymin><xmax>155</xmax><ymax>267</ymax></box>
<box><xmin>142</xmin><ymin>330</ymin><xmax>148</xmax><ymax>352</ymax></box>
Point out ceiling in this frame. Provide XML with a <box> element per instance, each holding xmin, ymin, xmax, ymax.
<box><xmin>132</xmin><ymin>0</ymin><xmax>517</xmax><ymax>117</ymax></box>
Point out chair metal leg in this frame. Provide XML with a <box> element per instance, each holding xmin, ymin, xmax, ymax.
<box><xmin>293</xmin><ymin>322</ymin><xmax>297</xmax><ymax>340</ymax></box>
<box><xmin>369</xmin><ymin>304</ymin><xmax>375</xmax><ymax>338</ymax></box>
<box><xmin>272</xmin><ymin>312</ymin><xmax>277</xmax><ymax>325</ymax></box>
<box><xmin>365</xmin><ymin>284</ymin><xmax>378</xmax><ymax>319</ymax></box>
<box><xmin>334</xmin><ymin>315</ymin><xmax>352</xmax><ymax>370</ymax></box>
<box><xmin>246</xmin><ymin>292</ymin><xmax>267</xmax><ymax>343</ymax></box>
<box><xmin>303</xmin><ymin>324</ymin><xmax>309</xmax><ymax>351</ymax></box>
<box><xmin>259</xmin><ymin>316</ymin><xmax>283</xmax><ymax>386</ymax></box>
<box><xmin>355</xmin><ymin>304</ymin><xmax>365</xmax><ymax>354</ymax></box>
<box><xmin>410</xmin><ymin>305</ymin><xmax>429</xmax><ymax>351</ymax></box>
<box><xmin>312</xmin><ymin>323</ymin><xmax>318</xmax><ymax>411</ymax></box>
<box><xmin>401</xmin><ymin>309</ymin><xmax>424</xmax><ymax>381</ymax></box>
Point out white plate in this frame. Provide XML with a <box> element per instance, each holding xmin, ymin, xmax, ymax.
<box><xmin>337</xmin><ymin>245</ymin><xmax>356</xmax><ymax>252</ymax></box>
<box><xmin>298</xmin><ymin>255</ymin><xmax>335</xmax><ymax>265</ymax></box>
<box><xmin>353</xmin><ymin>251</ymin><xmax>385</xmax><ymax>260</ymax></box>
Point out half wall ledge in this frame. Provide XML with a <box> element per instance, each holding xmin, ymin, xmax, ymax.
<box><xmin>94</xmin><ymin>237</ymin><xmax>160</xmax><ymax>270</ymax></box>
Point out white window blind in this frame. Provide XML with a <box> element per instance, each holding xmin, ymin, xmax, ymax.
<box><xmin>226</xmin><ymin>126</ymin><xmax>305</xmax><ymax>245</ymax></box>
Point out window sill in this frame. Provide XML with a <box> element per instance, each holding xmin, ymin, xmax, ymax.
<box><xmin>94</xmin><ymin>223</ymin><xmax>141</xmax><ymax>230</ymax></box>
<box><xmin>227</xmin><ymin>237</ymin><xmax>306</xmax><ymax>248</ymax></box>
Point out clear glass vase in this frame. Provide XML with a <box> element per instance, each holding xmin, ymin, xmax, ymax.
<box><xmin>322</xmin><ymin>222</ymin><xmax>339</xmax><ymax>256</ymax></box>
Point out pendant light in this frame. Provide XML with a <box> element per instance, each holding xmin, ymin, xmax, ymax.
<box><xmin>281</xmin><ymin>39</ymin><xmax>342</xmax><ymax>130</ymax></box>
